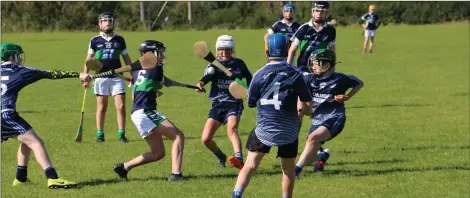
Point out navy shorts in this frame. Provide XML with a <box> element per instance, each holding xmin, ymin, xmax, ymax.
<box><xmin>1</xmin><ymin>111</ymin><xmax>32</xmax><ymax>142</ymax></box>
<box><xmin>208</xmin><ymin>101</ymin><xmax>244</xmax><ymax>124</ymax></box>
<box><xmin>309</xmin><ymin>113</ymin><xmax>346</xmax><ymax>141</ymax></box>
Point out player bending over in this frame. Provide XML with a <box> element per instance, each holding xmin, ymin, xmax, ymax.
<box><xmin>231</xmin><ymin>34</ymin><xmax>312</xmax><ymax>198</ymax></box>
<box><xmin>1</xmin><ymin>42</ymin><xmax>88</xmax><ymax>189</ymax></box>
<box><xmin>295</xmin><ymin>49</ymin><xmax>364</xmax><ymax>178</ymax></box>
<box><xmin>99</xmin><ymin>40</ymin><xmax>187</xmax><ymax>182</ymax></box>
<box><xmin>196</xmin><ymin>35</ymin><xmax>253</xmax><ymax>170</ymax></box>
<box><xmin>82</xmin><ymin>12</ymin><xmax>132</xmax><ymax>143</ymax></box>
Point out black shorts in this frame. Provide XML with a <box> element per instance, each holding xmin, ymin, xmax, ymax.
<box><xmin>245</xmin><ymin>131</ymin><xmax>298</xmax><ymax>158</ymax></box>
<box><xmin>1</xmin><ymin>111</ymin><xmax>32</xmax><ymax>143</ymax></box>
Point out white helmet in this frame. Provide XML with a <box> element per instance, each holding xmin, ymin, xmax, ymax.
<box><xmin>216</xmin><ymin>35</ymin><xmax>235</xmax><ymax>50</ymax></box>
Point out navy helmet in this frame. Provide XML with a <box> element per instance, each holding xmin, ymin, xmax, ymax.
<box><xmin>265</xmin><ymin>34</ymin><xmax>288</xmax><ymax>58</ymax></box>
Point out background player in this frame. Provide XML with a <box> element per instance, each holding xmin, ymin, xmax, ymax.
<box><xmin>264</xmin><ymin>3</ymin><xmax>301</xmax><ymax>50</ymax></box>
<box><xmin>295</xmin><ymin>49</ymin><xmax>364</xmax><ymax>178</ymax></box>
<box><xmin>94</xmin><ymin>40</ymin><xmax>186</xmax><ymax>182</ymax></box>
<box><xmin>82</xmin><ymin>12</ymin><xmax>132</xmax><ymax>143</ymax></box>
<box><xmin>361</xmin><ymin>5</ymin><xmax>381</xmax><ymax>54</ymax></box>
<box><xmin>1</xmin><ymin>42</ymin><xmax>87</xmax><ymax>188</ymax></box>
<box><xmin>231</xmin><ymin>34</ymin><xmax>312</xmax><ymax>198</ymax></box>
<box><xmin>196</xmin><ymin>35</ymin><xmax>253</xmax><ymax>170</ymax></box>
<box><xmin>287</xmin><ymin>1</ymin><xmax>336</xmax><ymax>72</ymax></box>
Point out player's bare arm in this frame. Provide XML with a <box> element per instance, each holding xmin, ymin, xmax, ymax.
<box><xmin>287</xmin><ymin>41</ymin><xmax>299</xmax><ymax>65</ymax></box>
<box><xmin>335</xmin><ymin>82</ymin><xmax>364</xmax><ymax>103</ymax></box>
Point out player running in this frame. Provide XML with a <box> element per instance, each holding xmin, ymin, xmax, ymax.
<box><xmin>82</xmin><ymin>12</ymin><xmax>132</xmax><ymax>143</ymax></box>
<box><xmin>295</xmin><ymin>49</ymin><xmax>364</xmax><ymax>178</ymax></box>
<box><xmin>231</xmin><ymin>34</ymin><xmax>312</xmax><ymax>198</ymax></box>
<box><xmin>264</xmin><ymin>3</ymin><xmax>301</xmax><ymax>49</ymax></box>
<box><xmin>195</xmin><ymin>35</ymin><xmax>253</xmax><ymax>170</ymax></box>
<box><xmin>287</xmin><ymin>1</ymin><xmax>336</xmax><ymax>72</ymax></box>
<box><xmin>1</xmin><ymin>42</ymin><xmax>87</xmax><ymax>189</ymax></box>
<box><xmin>102</xmin><ymin>40</ymin><xmax>187</xmax><ymax>182</ymax></box>
<box><xmin>361</xmin><ymin>5</ymin><xmax>381</xmax><ymax>54</ymax></box>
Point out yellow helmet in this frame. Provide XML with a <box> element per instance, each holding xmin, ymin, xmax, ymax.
<box><xmin>369</xmin><ymin>5</ymin><xmax>376</xmax><ymax>11</ymax></box>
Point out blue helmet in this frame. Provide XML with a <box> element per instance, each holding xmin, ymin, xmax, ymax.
<box><xmin>265</xmin><ymin>34</ymin><xmax>288</xmax><ymax>58</ymax></box>
<box><xmin>283</xmin><ymin>3</ymin><xmax>295</xmax><ymax>12</ymax></box>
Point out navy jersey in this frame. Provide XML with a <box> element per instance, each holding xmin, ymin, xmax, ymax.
<box><xmin>303</xmin><ymin>71</ymin><xmax>363</xmax><ymax>116</ymax></box>
<box><xmin>1</xmin><ymin>62</ymin><xmax>79</xmax><ymax>111</ymax></box>
<box><xmin>292</xmin><ymin>20</ymin><xmax>336</xmax><ymax>68</ymax></box>
<box><xmin>361</xmin><ymin>13</ymin><xmax>381</xmax><ymax>30</ymax></box>
<box><xmin>131</xmin><ymin>65</ymin><xmax>163</xmax><ymax>113</ymax></box>
<box><xmin>247</xmin><ymin>61</ymin><xmax>311</xmax><ymax>146</ymax></box>
<box><xmin>268</xmin><ymin>19</ymin><xmax>301</xmax><ymax>47</ymax></box>
<box><xmin>204</xmin><ymin>58</ymin><xmax>252</xmax><ymax>103</ymax></box>
<box><xmin>87</xmin><ymin>33</ymin><xmax>128</xmax><ymax>73</ymax></box>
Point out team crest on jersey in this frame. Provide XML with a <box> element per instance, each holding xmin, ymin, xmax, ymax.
<box><xmin>105</xmin><ymin>42</ymin><xmax>112</xmax><ymax>48</ymax></box>
<box><xmin>114</xmin><ymin>42</ymin><xmax>120</xmax><ymax>48</ymax></box>
<box><xmin>97</xmin><ymin>44</ymin><xmax>103</xmax><ymax>48</ymax></box>
<box><xmin>287</xmin><ymin>27</ymin><xmax>292</xmax><ymax>32</ymax></box>
<box><xmin>281</xmin><ymin>28</ymin><xmax>286</xmax><ymax>31</ymax></box>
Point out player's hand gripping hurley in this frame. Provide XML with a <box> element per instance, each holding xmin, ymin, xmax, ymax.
<box><xmin>193</xmin><ymin>41</ymin><xmax>247</xmax><ymax>99</ymax></box>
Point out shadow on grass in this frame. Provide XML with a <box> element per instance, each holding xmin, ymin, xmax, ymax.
<box><xmin>78</xmin><ymin>169</ymin><xmax>282</xmax><ymax>187</ymax></box>
<box><xmin>315</xmin><ymin>145</ymin><xmax>470</xmax><ymax>154</ymax></box>
<box><xmin>348</xmin><ymin>103</ymin><xmax>433</xmax><ymax>109</ymax></box>
<box><xmin>322</xmin><ymin>165</ymin><xmax>470</xmax><ymax>177</ymax></box>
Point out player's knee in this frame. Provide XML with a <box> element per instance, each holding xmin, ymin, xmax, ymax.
<box><xmin>116</xmin><ymin>103</ymin><xmax>125</xmax><ymax>112</ymax></box>
<box><xmin>97</xmin><ymin>105</ymin><xmax>107</xmax><ymax>113</ymax></box>
<box><xmin>226</xmin><ymin>126</ymin><xmax>238</xmax><ymax>136</ymax></box>
<box><xmin>201</xmin><ymin>136</ymin><xmax>212</xmax><ymax>145</ymax></box>
<box><xmin>151</xmin><ymin>149</ymin><xmax>165</xmax><ymax>161</ymax></box>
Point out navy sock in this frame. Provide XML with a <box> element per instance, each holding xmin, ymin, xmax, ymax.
<box><xmin>16</xmin><ymin>166</ymin><xmax>28</xmax><ymax>182</ymax></box>
<box><xmin>45</xmin><ymin>167</ymin><xmax>58</xmax><ymax>179</ymax></box>
<box><xmin>235</xmin><ymin>152</ymin><xmax>243</xmax><ymax>161</ymax></box>
<box><xmin>213</xmin><ymin>148</ymin><xmax>226</xmax><ymax>161</ymax></box>
<box><xmin>232</xmin><ymin>187</ymin><xmax>244</xmax><ymax>198</ymax></box>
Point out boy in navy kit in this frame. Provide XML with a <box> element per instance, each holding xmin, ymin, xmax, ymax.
<box><xmin>1</xmin><ymin>42</ymin><xmax>86</xmax><ymax>188</ymax></box>
<box><xmin>231</xmin><ymin>34</ymin><xmax>312</xmax><ymax>198</ymax></box>
<box><xmin>295</xmin><ymin>49</ymin><xmax>364</xmax><ymax>178</ymax></box>
<box><xmin>196</xmin><ymin>35</ymin><xmax>253</xmax><ymax>170</ymax></box>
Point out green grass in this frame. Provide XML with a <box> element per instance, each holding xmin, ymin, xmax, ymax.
<box><xmin>1</xmin><ymin>23</ymin><xmax>469</xmax><ymax>198</ymax></box>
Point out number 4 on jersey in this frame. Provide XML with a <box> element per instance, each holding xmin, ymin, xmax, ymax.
<box><xmin>260</xmin><ymin>82</ymin><xmax>282</xmax><ymax>110</ymax></box>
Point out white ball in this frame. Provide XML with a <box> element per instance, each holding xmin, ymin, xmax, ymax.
<box><xmin>206</xmin><ymin>66</ymin><xmax>215</xmax><ymax>75</ymax></box>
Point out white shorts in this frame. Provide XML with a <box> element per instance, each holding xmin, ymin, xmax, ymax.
<box><xmin>365</xmin><ymin>30</ymin><xmax>376</xmax><ymax>37</ymax></box>
<box><xmin>131</xmin><ymin>109</ymin><xmax>167</xmax><ymax>138</ymax></box>
<box><xmin>92</xmin><ymin>77</ymin><xmax>126</xmax><ymax>96</ymax></box>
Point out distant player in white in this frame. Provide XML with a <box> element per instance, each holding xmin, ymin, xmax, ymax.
<box><xmin>361</xmin><ymin>5</ymin><xmax>381</xmax><ymax>54</ymax></box>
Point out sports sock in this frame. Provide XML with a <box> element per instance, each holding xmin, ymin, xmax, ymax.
<box><xmin>232</xmin><ymin>187</ymin><xmax>244</xmax><ymax>197</ymax></box>
<box><xmin>295</xmin><ymin>164</ymin><xmax>303</xmax><ymax>174</ymax></box>
<box><xmin>16</xmin><ymin>166</ymin><xmax>28</xmax><ymax>182</ymax></box>
<box><xmin>213</xmin><ymin>148</ymin><xmax>226</xmax><ymax>161</ymax></box>
<box><xmin>282</xmin><ymin>195</ymin><xmax>292</xmax><ymax>198</ymax></box>
<box><xmin>235</xmin><ymin>152</ymin><xmax>243</xmax><ymax>161</ymax></box>
<box><xmin>97</xmin><ymin>129</ymin><xmax>104</xmax><ymax>138</ymax></box>
<box><xmin>118</xmin><ymin>129</ymin><xmax>125</xmax><ymax>138</ymax></box>
<box><xmin>44</xmin><ymin>167</ymin><xmax>58</xmax><ymax>179</ymax></box>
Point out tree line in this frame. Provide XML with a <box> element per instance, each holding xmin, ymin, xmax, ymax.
<box><xmin>1</xmin><ymin>1</ymin><xmax>469</xmax><ymax>32</ymax></box>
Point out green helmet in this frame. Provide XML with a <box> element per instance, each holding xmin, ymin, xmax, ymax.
<box><xmin>1</xmin><ymin>42</ymin><xmax>24</xmax><ymax>62</ymax></box>
<box><xmin>307</xmin><ymin>48</ymin><xmax>337</xmax><ymax>74</ymax></box>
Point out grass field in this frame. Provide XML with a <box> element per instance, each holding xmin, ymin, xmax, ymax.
<box><xmin>1</xmin><ymin>23</ymin><xmax>469</xmax><ymax>198</ymax></box>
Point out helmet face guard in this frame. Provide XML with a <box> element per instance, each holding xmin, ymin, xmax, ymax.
<box><xmin>216</xmin><ymin>35</ymin><xmax>235</xmax><ymax>61</ymax></box>
<box><xmin>307</xmin><ymin>49</ymin><xmax>336</xmax><ymax>76</ymax></box>
<box><xmin>98</xmin><ymin>12</ymin><xmax>115</xmax><ymax>34</ymax></box>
